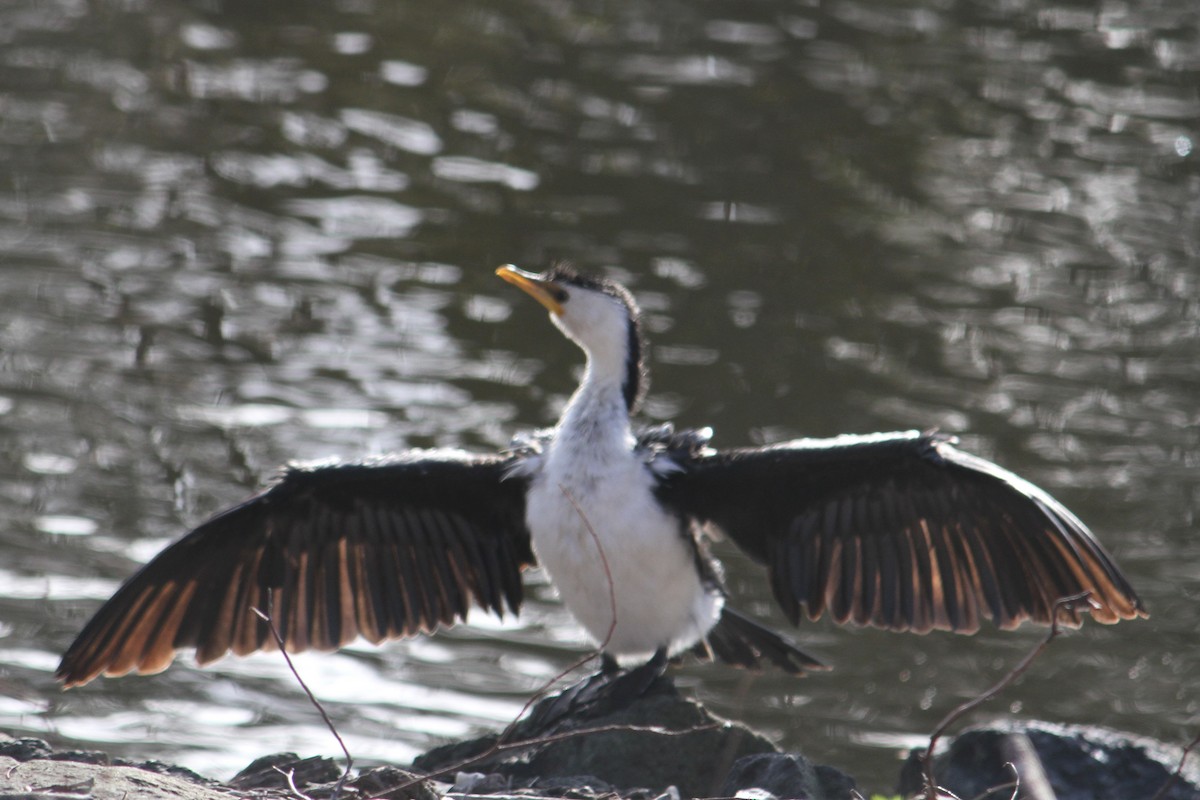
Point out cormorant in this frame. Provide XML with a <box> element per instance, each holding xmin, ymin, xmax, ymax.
<box><xmin>56</xmin><ymin>265</ymin><xmax>1146</xmax><ymax>688</ymax></box>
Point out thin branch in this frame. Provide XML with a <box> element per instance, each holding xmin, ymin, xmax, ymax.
<box><xmin>488</xmin><ymin>483</ymin><xmax>622</xmax><ymax>749</ymax></box>
<box><xmin>253</xmin><ymin>604</ymin><xmax>353</xmax><ymax>800</ymax></box>
<box><xmin>965</xmin><ymin>779</ymin><xmax>1019</xmax><ymax>800</ymax></box>
<box><xmin>382</xmin><ymin>720</ymin><xmax>720</xmax><ymax>796</ymax></box>
<box><xmin>495</xmin><ymin>720</ymin><xmax>720</xmax><ymax>756</ymax></box>
<box><xmin>274</xmin><ymin>765</ymin><xmax>316</xmax><ymax>800</ymax></box>
<box><xmin>254</xmin><ymin>483</ymin><xmax>705</xmax><ymax>800</ymax></box>
<box><xmin>372</xmin><ymin>485</ymin><xmax>719</xmax><ymax>797</ymax></box>
<box><xmin>921</xmin><ymin>591</ymin><xmax>1094</xmax><ymax>800</ymax></box>
<box><xmin>560</xmin><ymin>484</ymin><xmax>619</xmax><ymax>653</ymax></box>
<box><xmin>493</xmin><ymin>646</ymin><xmax>605</xmax><ymax>748</ymax></box>
<box><xmin>966</xmin><ymin>760</ymin><xmax>1021</xmax><ymax>800</ymax></box>
<box><xmin>1149</xmin><ymin>727</ymin><xmax>1200</xmax><ymax>800</ymax></box>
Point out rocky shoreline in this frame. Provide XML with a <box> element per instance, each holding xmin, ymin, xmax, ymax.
<box><xmin>3</xmin><ymin>680</ymin><xmax>1196</xmax><ymax>800</ymax></box>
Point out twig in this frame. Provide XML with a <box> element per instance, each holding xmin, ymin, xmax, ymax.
<box><xmin>920</xmin><ymin>591</ymin><xmax>1093</xmax><ymax>800</ymax></box>
<box><xmin>559</xmin><ymin>484</ymin><xmax>620</xmax><ymax>654</ymax></box>
<box><xmin>965</xmin><ymin>778</ymin><xmax>1019</xmax><ymax>800</ymax></box>
<box><xmin>495</xmin><ymin>719</ymin><xmax>720</xmax><ymax>757</ymax></box>
<box><xmin>488</xmin><ymin>483</ymin><xmax>623</xmax><ymax>749</ymax></box>
<box><xmin>274</xmin><ymin>765</ymin><xmax>316</xmax><ymax>800</ymax></box>
<box><xmin>253</xmin><ymin>603</ymin><xmax>353</xmax><ymax>800</ymax></box>
<box><xmin>372</xmin><ymin>485</ymin><xmax>718</xmax><ymax>797</ymax></box>
<box><xmin>255</xmin><ymin>484</ymin><xmax>711</xmax><ymax>800</ymax></box>
<box><xmin>382</xmin><ymin>720</ymin><xmax>721</xmax><ymax>795</ymax></box>
<box><xmin>965</xmin><ymin>761</ymin><xmax>1021</xmax><ymax>800</ymax></box>
<box><xmin>492</xmin><ymin>646</ymin><xmax>605</xmax><ymax>747</ymax></box>
<box><xmin>1149</xmin><ymin>727</ymin><xmax>1200</xmax><ymax>800</ymax></box>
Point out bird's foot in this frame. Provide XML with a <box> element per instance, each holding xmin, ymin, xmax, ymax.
<box><xmin>599</xmin><ymin>652</ymin><xmax>621</xmax><ymax>676</ymax></box>
<box><xmin>603</xmin><ymin>647</ymin><xmax>668</xmax><ymax>701</ymax></box>
<box><xmin>521</xmin><ymin>649</ymin><xmax>672</xmax><ymax>735</ymax></box>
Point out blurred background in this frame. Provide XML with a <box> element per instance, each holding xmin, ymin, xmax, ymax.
<box><xmin>0</xmin><ymin>0</ymin><xmax>1196</xmax><ymax>792</ymax></box>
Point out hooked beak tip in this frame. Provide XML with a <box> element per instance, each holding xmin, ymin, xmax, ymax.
<box><xmin>496</xmin><ymin>265</ymin><xmax>564</xmax><ymax>316</ymax></box>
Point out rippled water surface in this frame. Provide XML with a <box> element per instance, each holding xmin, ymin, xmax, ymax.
<box><xmin>1</xmin><ymin>0</ymin><xmax>1197</xmax><ymax>792</ymax></box>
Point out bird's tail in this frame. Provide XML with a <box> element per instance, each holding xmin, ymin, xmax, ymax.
<box><xmin>696</xmin><ymin>607</ymin><xmax>829</xmax><ymax>676</ymax></box>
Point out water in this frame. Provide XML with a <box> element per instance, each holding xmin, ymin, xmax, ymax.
<box><xmin>1</xmin><ymin>0</ymin><xmax>1197</xmax><ymax>793</ymax></box>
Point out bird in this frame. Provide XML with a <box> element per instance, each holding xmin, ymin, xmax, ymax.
<box><xmin>56</xmin><ymin>264</ymin><xmax>1146</xmax><ymax>689</ymax></box>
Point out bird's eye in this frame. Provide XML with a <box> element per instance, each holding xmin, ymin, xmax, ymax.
<box><xmin>552</xmin><ymin>287</ymin><xmax>569</xmax><ymax>304</ymax></box>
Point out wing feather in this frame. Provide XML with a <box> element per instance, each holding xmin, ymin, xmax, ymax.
<box><xmin>656</xmin><ymin>430</ymin><xmax>1145</xmax><ymax>635</ymax></box>
<box><xmin>351</xmin><ymin>530</ymin><xmax>383</xmax><ymax>645</ymax></box>
<box><xmin>57</xmin><ymin>451</ymin><xmax>535</xmax><ymax>687</ymax></box>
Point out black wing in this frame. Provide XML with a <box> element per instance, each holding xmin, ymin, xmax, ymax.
<box><xmin>655</xmin><ymin>431</ymin><xmax>1145</xmax><ymax>634</ymax></box>
<box><xmin>57</xmin><ymin>451</ymin><xmax>534</xmax><ymax>687</ymax></box>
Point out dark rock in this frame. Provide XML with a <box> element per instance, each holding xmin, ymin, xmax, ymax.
<box><xmin>347</xmin><ymin>765</ymin><xmax>440</xmax><ymax>800</ymax></box>
<box><xmin>813</xmin><ymin>765</ymin><xmax>857</xmax><ymax>800</ymax></box>
<box><xmin>0</xmin><ymin>737</ymin><xmax>53</xmax><ymax>762</ymax></box>
<box><xmin>227</xmin><ymin>752</ymin><xmax>341</xmax><ymax>790</ymax></box>
<box><xmin>417</xmin><ymin>730</ymin><xmax>502</xmax><ymax>777</ymax></box>
<box><xmin>527</xmin><ymin>774</ymin><xmax>621</xmax><ymax>797</ymax></box>
<box><xmin>720</xmin><ymin>752</ymin><xmax>857</xmax><ymax>800</ymax></box>
<box><xmin>415</xmin><ymin>675</ymin><xmax>780</xmax><ymax>797</ymax></box>
<box><xmin>898</xmin><ymin>720</ymin><xmax>1200</xmax><ymax>800</ymax></box>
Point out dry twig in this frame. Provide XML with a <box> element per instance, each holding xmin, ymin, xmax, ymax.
<box><xmin>489</xmin><ymin>483</ymin><xmax>623</xmax><ymax>749</ymax></box>
<box><xmin>373</xmin><ymin>485</ymin><xmax>720</xmax><ymax>797</ymax></box>
<box><xmin>919</xmin><ymin>591</ymin><xmax>1095</xmax><ymax>800</ymax></box>
<box><xmin>275</xmin><ymin>765</ymin><xmax>316</xmax><ymax>800</ymax></box>
<box><xmin>1149</xmin><ymin>727</ymin><xmax>1200</xmax><ymax>800</ymax></box>
<box><xmin>258</xmin><ymin>483</ymin><xmax>719</xmax><ymax>800</ymax></box>
<box><xmin>252</xmin><ymin>602</ymin><xmax>353</xmax><ymax>800</ymax></box>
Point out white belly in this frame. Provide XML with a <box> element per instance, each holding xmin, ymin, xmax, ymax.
<box><xmin>525</xmin><ymin>454</ymin><xmax>722</xmax><ymax>663</ymax></box>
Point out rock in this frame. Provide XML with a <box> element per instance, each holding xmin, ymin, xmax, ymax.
<box><xmin>48</xmin><ymin>750</ymin><xmax>111</xmax><ymax>766</ymax></box>
<box><xmin>13</xmin><ymin>703</ymin><xmax>1193</xmax><ymax>800</ymax></box>
<box><xmin>227</xmin><ymin>752</ymin><xmax>341</xmax><ymax>790</ymax></box>
<box><xmin>720</xmin><ymin>752</ymin><xmax>857</xmax><ymax>800</ymax></box>
<box><xmin>898</xmin><ymin>720</ymin><xmax>1200</xmax><ymax>800</ymax></box>
<box><xmin>527</xmin><ymin>774</ymin><xmax>622</xmax><ymax>797</ymax></box>
<box><xmin>450</xmin><ymin>771</ymin><xmax>512</xmax><ymax>794</ymax></box>
<box><xmin>0</xmin><ymin>754</ymin><xmax>229</xmax><ymax>800</ymax></box>
<box><xmin>415</xmin><ymin>674</ymin><xmax>785</xmax><ymax>797</ymax></box>
<box><xmin>0</xmin><ymin>738</ymin><xmax>435</xmax><ymax>800</ymax></box>
<box><xmin>0</xmin><ymin>737</ymin><xmax>54</xmax><ymax>762</ymax></box>
<box><xmin>0</xmin><ymin>736</ymin><xmax>223</xmax><ymax>800</ymax></box>
<box><xmin>110</xmin><ymin>759</ymin><xmax>207</xmax><ymax>783</ymax></box>
<box><xmin>346</xmin><ymin>765</ymin><xmax>440</xmax><ymax>800</ymax></box>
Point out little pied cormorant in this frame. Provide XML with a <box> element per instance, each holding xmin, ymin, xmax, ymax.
<box><xmin>57</xmin><ymin>265</ymin><xmax>1146</xmax><ymax>688</ymax></box>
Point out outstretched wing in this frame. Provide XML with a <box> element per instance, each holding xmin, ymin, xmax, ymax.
<box><xmin>57</xmin><ymin>450</ymin><xmax>534</xmax><ymax>687</ymax></box>
<box><xmin>655</xmin><ymin>431</ymin><xmax>1145</xmax><ymax>634</ymax></box>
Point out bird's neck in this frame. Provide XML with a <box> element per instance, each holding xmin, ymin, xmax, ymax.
<box><xmin>555</xmin><ymin>349</ymin><xmax>633</xmax><ymax>456</ymax></box>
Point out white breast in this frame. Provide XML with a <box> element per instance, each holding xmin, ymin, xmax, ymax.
<box><xmin>524</xmin><ymin>431</ymin><xmax>723</xmax><ymax>664</ymax></box>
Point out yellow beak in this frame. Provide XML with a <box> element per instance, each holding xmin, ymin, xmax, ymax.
<box><xmin>496</xmin><ymin>265</ymin><xmax>564</xmax><ymax>316</ymax></box>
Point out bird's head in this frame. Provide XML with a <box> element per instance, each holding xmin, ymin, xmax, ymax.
<box><xmin>497</xmin><ymin>264</ymin><xmax>647</xmax><ymax>413</ymax></box>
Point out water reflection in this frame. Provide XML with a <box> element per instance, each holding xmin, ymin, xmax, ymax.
<box><xmin>0</xmin><ymin>0</ymin><xmax>1196</xmax><ymax>791</ymax></box>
